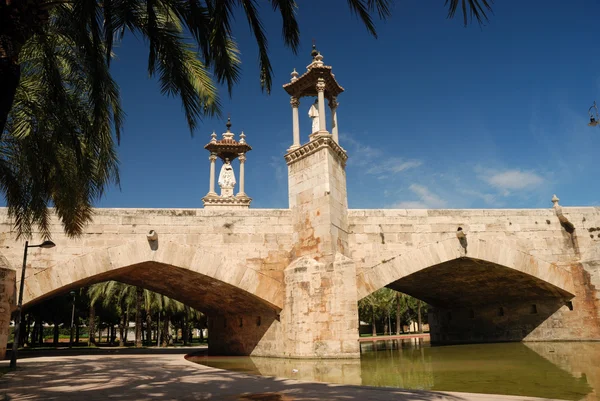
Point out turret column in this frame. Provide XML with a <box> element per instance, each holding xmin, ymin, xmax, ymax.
<box><xmin>237</xmin><ymin>153</ymin><xmax>246</xmax><ymax>196</ymax></box>
<box><xmin>208</xmin><ymin>153</ymin><xmax>217</xmax><ymax>195</ymax></box>
<box><xmin>290</xmin><ymin>97</ymin><xmax>300</xmax><ymax>149</ymax></box>
<box><xmin>330</xmin><ymin>97</ymin><xmax>339</xmax><ymax>144</ymax></box>
<box><xmin>316</xmin><ymin>78</ymin><xmax>327</xmax><ymax>133</ymax></box>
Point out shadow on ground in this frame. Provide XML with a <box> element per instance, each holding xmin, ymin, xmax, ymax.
<box><xmin>0</xmin><ymin>352</ymin><xmax>468</xmax><ymax>401</ymax></box>
<box><xmin>4</xmin><ymin>345</ymin><xmax>207</xmax><ymax>360</ymax></box>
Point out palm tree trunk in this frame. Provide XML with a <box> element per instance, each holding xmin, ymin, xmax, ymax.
<box><xmin>156</xmin><ymin>311</ymin><xmax>161</xmax><ymax>347</ymax></box>
<box><xmin>417</xmin><ymin>300</ymin><xmax>423</xmax><ymax>333</ymax></box>
<box><xmin>124</xmin><ymin>307</ymin><xmax>129</xmax><ymax>344</ymax></box>
<box><xmin>88</xmin><ymin>304</ymin><xmax>96</xmax><ymax>345</ymax></box>
<box><xmin>183</xmin><ymin>307</ymin><xmax>189</xmax><ymax>346</ymax></box>
<box><xmin>162</xmin><ymin>314</ymin><xmax>170</xmax><ymax>347</ymax></box>
<box><xmin>396</xmin><ymin>294</ymin><xmax>401</xmax><ymax>335</ymax></box>
<box><xmin>371</xmin><ymin>309</ymin><xmax>377</xmax><ymax>336</ymax></box>
<box><xmin>145</xmin><ymin>312</ymin><xmax>152</xmax><ymax>346</ymax></box>
<box><xmin>53</xmin><ymin>319</ymin><xmax>59</xmax><ymax>346</ymax></box>
<box><xmin>31</xmin><ymin>320</ymin><xmax>38</xmax><ymax>347</ymax></box>
<box><xmin>23</xmin><ymin>313</ymin><xmax>31</xmax><ymax>346</ymax></box>
<box><xmin>38</xmin><ymin>320</ymin><xmax>44</xmax><ymax>345</ymax></box>
<box><xmin>119</xmin><ymin>312</ymin><xmax>125</xmax><ymax>347</ymax></box>
<box><xmin>135</xmin><ymin>287</ymin><xmax>143</xmax><ymax>348</ymax></box>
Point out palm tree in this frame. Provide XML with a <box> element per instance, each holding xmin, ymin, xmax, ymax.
<box><xmin>0</xmin><ymin>0</ymin><xmax>493</xmax><ymax>238</ymax></box>
<box><xmin>1</xmin><ymin>13</ymin><xmax>120</xmax><ymax>239</ymax></box>
<box><xmin>88</xmin><ymin>281</ymin><xmax>139</xmax><ymax>346</ymax></box>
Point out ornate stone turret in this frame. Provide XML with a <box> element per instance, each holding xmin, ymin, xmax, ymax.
<box><xmin>202</xmin><ymin>117</ymin><xmax>252</xmax><ymax>208</ymax></box>
<box><xmin>280</xmin><ymin>46</ymin><xmax>358</xmax><ymax>358</ymax></box>
<box><xmin>283</xmin><ymin>44</ymin><xmax>344</xmax><ymax>150</ymax></box>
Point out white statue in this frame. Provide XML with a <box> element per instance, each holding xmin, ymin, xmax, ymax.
<box><xmin>308</xmin><ymin>100</ymin><xmax>320</xmax><ymax>133</ymax></box>
<box><xmin>218</xmin><ymin>158</ymin><xmax>236</xmax><ymax>192</ymax></box>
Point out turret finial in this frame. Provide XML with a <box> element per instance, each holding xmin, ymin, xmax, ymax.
<box><xmin>226</xmin><ymin>115</ymin><xmax>232</xmax><ymax>132</ymax></box>
<box><xmin>311</xmin><ymin>40</ymin><xmax>318</xmax><ymax>59</ymax></box>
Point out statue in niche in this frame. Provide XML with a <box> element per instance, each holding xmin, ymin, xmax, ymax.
<box><xmin>308</xmin><ymin>99</ymin><xmax>320</xmax><ymax>133</ymax></box>
<box><xmin>218</xmin><ymin>158</ymin><xmax>236</xmax><ymax>194</ymax></box>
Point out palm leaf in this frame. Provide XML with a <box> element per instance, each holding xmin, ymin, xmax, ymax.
<box><xmin>445</xmin><ymin>0</ymin><xmax>493</xmax><ymax>26</ymax></box>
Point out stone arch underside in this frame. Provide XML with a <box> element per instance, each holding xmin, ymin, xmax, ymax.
<box><xmin>357</xmin><ymin>237</ymin><xmax>575</xmax><ymax>300</ymax></box>
<box><xmin>21</xmin><ymin>239</ymin><xmax>284</xmax><ymax>317</ymax></box>
<box><xmin>356</xmin><ymin>237</ymin><xmax>588</xmax><ymax>343</ymax></box>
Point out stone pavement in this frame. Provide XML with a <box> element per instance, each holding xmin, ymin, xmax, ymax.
<box><xmin>0</xmin><ymin>348</ymin><xmax>568</xmax><ymax>401</ymax></box>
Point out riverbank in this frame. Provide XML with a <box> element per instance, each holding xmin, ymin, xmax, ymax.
<box><xmin>0</xmin><ymin>348</ymin><xmax>569</xmax><ymax>401</ymax></box>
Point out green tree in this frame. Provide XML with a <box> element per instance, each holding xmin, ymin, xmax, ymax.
<box><xmin>359</xmin><ymin>288</ymin><xmax>395</xmax><ymax>336</ymax></box>
<box><xmin>0</xmin><ymin>0</ymin><xmax>493</xmax><ymax>238</ymax></box>
<box><xmin>359</xmin><ymin>289</ymin><xmax>429</xmax><ymax>335</ymax></box>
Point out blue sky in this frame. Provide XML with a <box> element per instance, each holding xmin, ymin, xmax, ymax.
<box><xmin>99</xmin><ymin>0</ymin><xmax>600</xmax><ymax>210</ymax></box>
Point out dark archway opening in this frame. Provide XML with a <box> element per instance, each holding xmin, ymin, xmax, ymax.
<box><xmin>12</xmin><ymin>262</ymin><xmax>280</xmax><ymax>356</ymax></box>
<box><xmin>383</xmin><ymin>257</ymin><xmax>574</xmax><ymax>344</ymax></box>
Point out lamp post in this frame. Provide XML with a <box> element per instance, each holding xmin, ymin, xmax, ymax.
<box><xmin>69</xmin><ymin>290</ymin><xmax>76</xmax><ymax>348</ymax></box>
<box><xmin>10</xmin><ymin>240</ymin><xmax>56</xmax><ymax>368</ymax></box>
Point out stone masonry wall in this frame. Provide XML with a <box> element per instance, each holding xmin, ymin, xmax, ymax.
<box><xmin>0</xmin><ymin>208</ymin><xmax>293</xmax><ymax>308</ymax></box>
<box><xmin>285</xmin><ymin>138</ymin><xmax>359</xmax><ymax>357</ymax></box>
<box><xmin>287</xmin><ymin>140</ymin><xmax>349</xmax><ymax>261</ymax></box>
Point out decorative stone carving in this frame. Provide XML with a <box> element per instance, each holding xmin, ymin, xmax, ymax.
<box><xmin>290</xmin><ymin>68</ymin><xmax>299</xmax><ymax>82</ymax></box>
<box><xmin>284</xmin><ymin>134</ymin><xmax>348</xmax><ymax>167</ymax></box>
<box><xmin>328</xmin><ymin>96</ymin><xmax>338</xmax><ymax>110</ymax></box>
<box><xmin>218</xmin><ymin>158</ymin><xmax>236</xmax><ymax>197</ymax></box>
<box><xmin>316</xmin><ymin>78</ymin><xmax>326</xmax><ymax>92</ymax></box>
<box><xmin>290</xmin><ymin>97</ymin><xmax>300</xmax><ymax>108</ymax></box>
<box><xmin>203</xmin><ymin>118</ymin><xmax>251</xmax><ymax>207</ymax></box>
<box><xmin>552</xmin><ymin>195</ymin><xmax>575</xmax><ymax>233</ymax></box>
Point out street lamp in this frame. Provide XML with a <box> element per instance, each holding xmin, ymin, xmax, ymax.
<box><xmin>10</xmin><ymin>240</ymin><xmax>56</xmax><ymax>368</ymax></box>
<box><xmin>69</xmin><ymin>290</ymin><xmax>76</xmax><ymax>348</ymax></box>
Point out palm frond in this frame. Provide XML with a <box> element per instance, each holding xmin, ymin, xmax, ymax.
<box><xmin>240</xmin><ymin>0</ymin><xmax>273</xmax><ymax>93</ymax></box>
<box><xmin>445</xmin><ymin>0</ymin><xmax>493</xmax><ymax>26</ymax></box>
<box><xmin>269</xmin><ymin>0</ymin><xmax>300</xmax><ymax>53</ymax></box>
<box><xmin>204</xmin><ymin>0</ymin><xmax>241</xmax><ymax>95</ymax></box>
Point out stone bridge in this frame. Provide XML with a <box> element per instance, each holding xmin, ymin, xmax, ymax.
<box><xmin>0</xmin><ymin>137</ymin><xmax>598</xmax><ymax>358</ymax></box>
<box><xmin>1</xmin><ymin>51</ymin><xmax>599</xmax><ymax>359</ymax></box>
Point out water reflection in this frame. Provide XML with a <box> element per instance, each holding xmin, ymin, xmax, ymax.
<box><xmin>188</xmin><ymin>341</ymin><xmax>598</xmax><ymax>400</ymax></box>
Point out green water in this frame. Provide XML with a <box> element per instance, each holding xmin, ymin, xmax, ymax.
<box><xmin>188</xmin><ymin>341</ymin><xmax>600</xmax><ymax>400</ymax></box>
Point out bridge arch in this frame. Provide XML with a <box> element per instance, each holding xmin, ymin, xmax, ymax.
<box><xmin>357</xmin><ymin>236</ymin><xmax>575</xmax><ymax>302</ymax></box>
<box><xmin>356</xmin><ymin>237</ymin><xmax>581</xmax><ymax>343</ymax></box>
<box><xmin>21</xmin><ymin>239</ymin><xmax>284</xmax><ymax>316</ymax></box>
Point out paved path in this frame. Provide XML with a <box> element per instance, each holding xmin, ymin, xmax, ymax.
<box><xmin>0</xmin><ymin>349</ymin><xmax>566</xmax><ymax>401</ymax></box>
